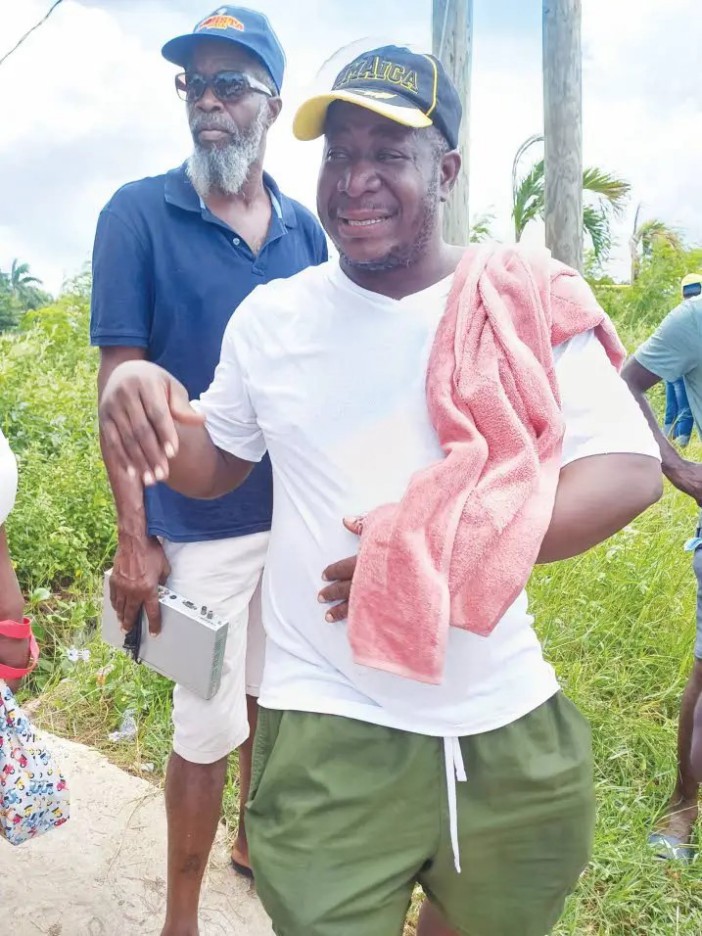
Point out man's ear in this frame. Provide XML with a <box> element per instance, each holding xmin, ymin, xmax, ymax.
<box><xmin>439</xmin><ymin>150</ymin><xmax>461</xmax><ymax>203</ymax></box>
<box><xmin>265</xmin><ymin>96</ymin><xmax>283</xmax><ymax>127</ymax></box>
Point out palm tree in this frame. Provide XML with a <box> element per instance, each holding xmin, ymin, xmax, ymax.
<box><xmin>469</xmin><ymin>210</ymin><xmax>495</xmax><ymax>244</ymax></box>
<box><xmin>629</xmin><ymin>204</ymin><xmax>682</xmax><ymax>282</ymax></box>
<box><xmin>511</xmin><ymin>135</ymin><xmax>631</xmax><ymax>261</ymax></box>
<box><xmin>8</xmin><ymin>259</ymin><xmax>49</xmax><ymax>311</ymax></box>
<box><xmin>0</xmin><ymin>270</ymin><xmax>19</xmax><ymax>332</ymax></box>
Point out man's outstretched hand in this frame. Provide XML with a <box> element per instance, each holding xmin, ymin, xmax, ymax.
<box><xmin>99</xmin><ymin>360</ymin><xmax>205</xmax><ymax>486</ymax></box>
<box><xmin>319</xmin><ymin>517</ymin><xmax>363</xmax><ymax>622</ymax></box>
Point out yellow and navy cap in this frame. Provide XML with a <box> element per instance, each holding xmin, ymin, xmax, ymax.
<box><xmin>293</xmin><ymin>45</ymin><xmax>462</xmax><ymax>148</ymax></box>
<box><xmin>682</xmin><ymin>273</ymin><xmax>702</xmax><ymax>299</ymax></box>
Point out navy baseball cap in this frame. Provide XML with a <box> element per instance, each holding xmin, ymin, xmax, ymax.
<box><xmin>161</xmin><ymin>6</ymin><xmax>285</xmax><ymax>94</ymax></box>
<box><xmin>293</xmin><ymin>45</ymin><xmax>462</xmax><ymax>148</ymax></box>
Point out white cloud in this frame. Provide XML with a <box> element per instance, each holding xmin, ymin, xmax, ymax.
<box><xmin>0</xmin><ymin>0</ymin><xmax>700</xmax><ymax>291</ymax></box>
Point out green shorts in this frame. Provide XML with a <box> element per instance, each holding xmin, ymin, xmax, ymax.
<box><xmin>246</xmin><ymin>693</ymin><xmax>594</xmax><ymax>936</ymax></box>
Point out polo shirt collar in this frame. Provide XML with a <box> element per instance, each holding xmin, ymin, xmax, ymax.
<box><xmin>164</xmin><ymin>163</ymin><xmax>298</xmax><ymax>229</ymax></box>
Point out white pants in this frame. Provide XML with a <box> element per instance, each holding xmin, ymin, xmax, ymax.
<box><xmin>163</xmin><ymin>531</ymin><xmax>268</xmax><ymax>765</ymax></box>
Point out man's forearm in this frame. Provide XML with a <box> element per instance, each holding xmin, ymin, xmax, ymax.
<box><xmin>100</xmin><ymin>429</ymin><xmax>149</xmax><ymax>542</ymax></box>
<box><xmin>620</xmin><ymin>359</ymin><xmax>684</xmax><ymax>477</ymax></box>
<box><xmin>627</xmin><ymin>385</ymin><xmax>683</xmax><ymax>476</ymax></box>
<box><xmin>162</xmin><ymin>421</ymin><xmax>253</xmax><ymax>499</ymax></box>
<box><xmin>537</xmin><ymin>454</ymin><xmax>662</xmax><ymax>564</ymax></box>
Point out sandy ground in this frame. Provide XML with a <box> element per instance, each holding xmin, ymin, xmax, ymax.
<box><xmin>0</xmin><ymin>733</ymin><xmax>274</xmax><ymax>936</ymax></box>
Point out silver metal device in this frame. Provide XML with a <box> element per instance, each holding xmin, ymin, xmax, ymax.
<box><xmin>101</xmin><ymin>571</ymin><xmax>229</xmax><ymax>700</ymax></box>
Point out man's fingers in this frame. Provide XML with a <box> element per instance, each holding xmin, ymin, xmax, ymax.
<box><xmin>318</xmin><ymin>581</ymin><xmax>351</xmax><ymax>604</ymax></box>
<box><xmin>121</xmin><ymin>593</ymin><xmax>143</xmax><ymax>633</ymax></box>
<box><xmin>128</xmin><ymin>388</ymin><xmax>174</xmax><ymax>484</ymax></box>
<box><xmin>342</xmin><ymin>516</ymin><xmax>365</xmax><ymax>536</ymax></box>
<box><xmin>322</xmin><ymin>556</ymin><xmax>357</xmax><ymax>583</ymax></box>
<box><xmin>101</xmin><ymin>420</ymin><xmax>136</xmax><ymax>477</ymax></box>
<box><xmin>141</xmin><ymin>384</ymin><xmax>183</xmax><ymax>469</ymax></box>
<box><xmin>143</xmin><ymin>591</ymin><xmax>162</xmax><ymax>636</ymax></box>
<box><xmin>109</xmin><ymin>400</ymin><xmax>157</xmax><ymax>483</ymax></box>
<box><xmin>112</xmin><ymin>588</ymin><xmax>128</xmax><ymax>633</ymax></box>
<box><xmin>324</xmin><ymin>601</ymin><xmax>349</xmax><ymax>623</ymax></box>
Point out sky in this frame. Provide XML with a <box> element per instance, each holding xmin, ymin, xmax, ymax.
<box><xmin>0</xmin><ymin>0</ymin><xmax>700</xmax><ymax>293</ymax></box>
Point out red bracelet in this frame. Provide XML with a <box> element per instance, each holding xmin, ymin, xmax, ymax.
<box><xmin>0</xmin><ymin>617</ymin><xmax>39</xmax><ymax>681</ymax></box>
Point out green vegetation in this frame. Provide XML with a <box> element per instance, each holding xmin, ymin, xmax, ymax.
<box><xmin>511</xmin><ymin>135</ymin><xmax>631</xmax><ymax>261</ymax></box>
<box><xmin>3</xmin><ymin>243</ymin><xmax>702</xmax><ymax>933</ymax></box>
<box><xmin>0</xmin><ymin>259</ymin><xmax>52</xmax><ymax>333</ymax></box>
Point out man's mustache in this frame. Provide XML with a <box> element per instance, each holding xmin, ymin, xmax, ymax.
<box><xmin>190</xmin><ymin>114</ymin><xmax>240</xmax><ymax>137</ymax></box>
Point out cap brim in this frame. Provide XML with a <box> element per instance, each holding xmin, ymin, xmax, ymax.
<box><xmin>161</xmin><ymin>33</ymin><xmax>252</xmax><ymax>68</ymax></box>
<box><xmin>161</xmin><ymin>33</ymin><xmax>281</xmax><ymax>93</ymax></box>
<box><xmin>293</xmin><ymin>89</ymin><xmax>432</xmax><ymax>141</ymax></box>
<box><xmin>162</xmin><ymin>34</ymin><xmax>204</xmax><ymax>66</ymax></box>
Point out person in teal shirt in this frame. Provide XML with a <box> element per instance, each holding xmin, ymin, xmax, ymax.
<box><xmin>623</xmin><ymin>273</ymin><xmax>702</xmax><ymax>860</ymax></box>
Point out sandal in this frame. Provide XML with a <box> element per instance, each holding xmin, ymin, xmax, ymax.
<box><xmin>0</xmin><ymin>618</ymin><xmax>38</xmax><ymax>683</ymax></box>
<box><xmin>648</xmin><ymin>830</ymin><xmax>696</xmax><ymax>862</ymax></box>
<box><xmin>231</xmin><ymin>856</ymin><xmax>255</xmax><ymax>880</ymax></box>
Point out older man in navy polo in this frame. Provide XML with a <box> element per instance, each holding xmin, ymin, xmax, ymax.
<box><xmin>90</xmin><ymin>6</ymin><xmax>326</xmax><ymax>933</ymax></box>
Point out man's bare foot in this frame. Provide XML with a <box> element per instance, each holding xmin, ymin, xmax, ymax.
<box><xmin>649</xmin><ymin>795</ymin><xmax>699</xmax><ymax>860</ymax></box>
<box><xmin>231</xmin><ymin>837</ymin><xmax>253</xmax><ymax>878</ymax></box>
<box><xmin>657</xmin><ymin>795</ymin><xmax>698</xmax><ymax>841</ymax></box>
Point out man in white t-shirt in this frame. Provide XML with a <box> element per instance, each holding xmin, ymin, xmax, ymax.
<box><xmin>99</xmin><ymin>45</ymin><xmax>662</xmax><ymax>936</ymax></box>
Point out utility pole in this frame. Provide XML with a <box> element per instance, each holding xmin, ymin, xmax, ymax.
<box><xmin>543</xmin><ymin>0</ymin><xmax>583</xmax><ymax>270</ymax></box>
<box><xmin>432</xmin><ymin>0</ymin><xmax>473</xmax><ymax>246</ymax></box>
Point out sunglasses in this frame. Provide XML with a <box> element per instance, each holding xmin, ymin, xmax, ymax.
<box><xmin>175</xmin><ymin>70</ymin><xmax>273</xmax><ymax>104</ymax></box>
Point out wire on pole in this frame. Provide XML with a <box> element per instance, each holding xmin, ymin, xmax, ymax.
<box><xmin>0</xmin><ymin>0</ymin><xmax>65</xmax><ymax>69</ymax></box>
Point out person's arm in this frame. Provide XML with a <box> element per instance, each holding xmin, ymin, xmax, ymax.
<box><xmin>536</xmin><ymin>452</ymin><xmax>661</xmax><ymax>563</ymax></box>
<box><xmin>98</xmin><ymin>347</ymin><xmax>174</xmax><ymax>633</ymax></box>
<box><xmin>621</xmin><ymin>299</ymin><xmax>702</xmax><ymax>499</ymax></box>
<box><xmin>318</xmin><ymin>455</ymin><xmax>662</xmax><ymax>618</ymax></box>
<box><xmin>621</xmin><ymin>357</ymin><xmax>702</xmax><ymax>502</ymax></box>
<box><xmin>0</xmin><ymin>525</ymin><xmax>28</xmax><ymax>692</ymax></box>
<box><xmin>99</xmin><ymin>360</ymin><xmax>254</xmax><ymax>498</ymax></box>
<box><xmin>90</xmin><ymin>205</ymin><xmax>173</xmax><ymax>633</ymax></box>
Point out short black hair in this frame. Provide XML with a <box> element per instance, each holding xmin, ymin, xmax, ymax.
<box><xmin>413</xmin><ymin>126</ymin><xmax>452</xmax><ymax>164</ymax></box>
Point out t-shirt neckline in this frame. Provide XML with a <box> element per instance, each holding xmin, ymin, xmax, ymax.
<box><xmin>328</xmin><ymin>258</ymin><xmax>454</xmax><ymax>309</ymax></box>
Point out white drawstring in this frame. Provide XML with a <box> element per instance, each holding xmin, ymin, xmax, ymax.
<box><xmin>443</xmin><ymin>736</ymin><xmax>468</xmax><ymax>874</ymax></box>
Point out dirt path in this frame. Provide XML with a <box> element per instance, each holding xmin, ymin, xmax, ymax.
<box><xmin>0</xmin><ymin>733</ymin><xmax>274</xmax><ymax>936</ymax></box>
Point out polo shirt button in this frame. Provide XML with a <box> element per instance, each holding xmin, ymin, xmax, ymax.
<box><xmin>233</xmin><ymin>237</ymin><xmax>240</xmax><ymax>245</ymax></box>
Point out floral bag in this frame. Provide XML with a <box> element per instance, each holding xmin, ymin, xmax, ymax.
<box><xmin>0</xmin><ymin>619</ymin><xmax>70</xmax><ymax>845</ymax></box>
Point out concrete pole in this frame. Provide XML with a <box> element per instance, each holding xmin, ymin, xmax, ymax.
<box><xmin>432</xmin><ymin>0</ymin><xmax>473</xmax><ymax>245</ymax></box>
<box><xmin>543</xmin><ymin>0</ymin><xmax>583</xmax><ymax>270</ymax></box>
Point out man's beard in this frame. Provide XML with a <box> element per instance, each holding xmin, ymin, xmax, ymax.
<box><xmin>187</xmin><ymin>106</ymin><xmax>268</xmax><ymax>197</ymax></box>
<box><xmin>337</xmin><ymin>178</ymin><xmax>440</xmax><ymax>273</ymax></box>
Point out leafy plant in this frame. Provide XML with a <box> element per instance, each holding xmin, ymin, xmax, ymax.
<box><xmin>469</xmin><ymin>210</ymin><xmax>496</xmax><ymax>244</ymax></box>
<box><xmin>629</xmin><ymin>205</ymin><xmax>683</xmax><ymax>283</ymax></box>
<box><xmin>0</xmin><ymin>287</ymin><xmax>115</xmax><ymax>588</ymax></box>
<box><xmin>511</xmin><ymin>135</ymin><xmax>631</xmax><ymax>261</ymax></box>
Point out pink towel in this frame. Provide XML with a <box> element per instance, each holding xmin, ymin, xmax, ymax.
<box><xmin>348</xmin><ymin>243</ymin><xmax>625</xmax><ymax>684</ymax></box>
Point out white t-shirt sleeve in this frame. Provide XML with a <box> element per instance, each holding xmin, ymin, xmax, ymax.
<box><xmin>193</xmin><ymin>314</ymin><xmax>267</xmax><ymax>464</ymax></box>
<box><xmin>555</xmin><ymin>330</ymin><xmax>661</xmax><ymax>467</ymax></box>
<box><xmin>0</xmin><ymin>429</ymin><xmax>18</xmax><ymax>525</ymax></box>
